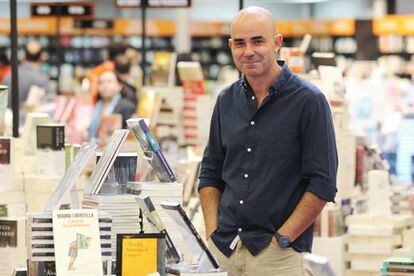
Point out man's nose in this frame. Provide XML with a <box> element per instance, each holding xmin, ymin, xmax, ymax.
<box><xmin>244</xmin><ymin>44</ymin><xmax>255</xmax><ymax>57</ymax></box>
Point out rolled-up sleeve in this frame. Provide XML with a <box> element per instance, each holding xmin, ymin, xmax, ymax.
<box><xmin>198</xmin><ymin>96</ymin><xmax>226</xmax><ymax>193</ymax></box>
<box><xmin>301</xmin><ymin>92</ymin><xmax>338</xmax><ymax>202</ymax></box>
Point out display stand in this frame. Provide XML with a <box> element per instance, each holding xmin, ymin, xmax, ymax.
<box><xmin>160</xmin><ymin>201</ymin><xmax>226</xmax><ymax>275</ymax></box>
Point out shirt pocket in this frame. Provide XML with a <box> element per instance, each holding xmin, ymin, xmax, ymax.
<box><xmin>261</xmin><ymin>130</ymin><xmax>300</xmax><ymax>173</ymax></box>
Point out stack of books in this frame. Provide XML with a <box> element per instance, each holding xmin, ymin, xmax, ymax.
<box><xmin>127</xmin><ymin>182</ymin><xmax>184</xmax><ymax>253</ymax></box>
<box><xmin>344</xmin><ymin>214</ymin><xmax>413</xmax><ymax>276</ymax></box>
<box><xmin>381</xmin><ymin>256</ymin><xmax>414</xmax><ymax>275</ymax></box>
<box><xmin>390</xmin><ymin>185</ymin><xmax>414</xmax><ymax>215</ymax></box>
<box><xmin>0</xmin><ymin>137</ymin><xmax>25</xmax><ymax>217</ymax></box>
<box><xmin>0</xmin><ymin>217</ymin><xmax>26</xmax><ymax>276</ymax></box>
<box><xmin>26</xmin><ymin>212</ymin><xmax>112</xmax><ymax>274</ymax></box>
<box><xmin>182</xmin><ymin>93</ymin><xmax>213</xmax><ymax>147</ymax></box>
<box><xmin>82</xmin><ymin>194</ymin><xmax>140</xmax><ymax>258</ymax></box>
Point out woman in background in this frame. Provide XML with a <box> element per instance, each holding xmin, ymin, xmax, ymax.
<box><xmin>88</xmin><ymin>70</ymin><xmax>136</xmax><ymax>142</ymax></box>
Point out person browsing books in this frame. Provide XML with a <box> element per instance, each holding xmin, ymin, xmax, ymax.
<box><xmin>198</xmin><ymin>6</ymin><xmax>338</xmax><ymax>275</ymax></box>
<box><xmin>88</xmin><ymin>70</ymin><xmax>136</xmax><ymax>142</ymax></box>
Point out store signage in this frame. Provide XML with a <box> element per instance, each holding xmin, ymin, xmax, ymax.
<box><xmin>73</xmin><ymin>19</ymin><xmax>113</xmax><ymax>30</ymax></box>
<box><xmin>115</xmin><ymin>0</ymin><xmax>191</xmax><ymax>8</ymax></box>
<box><xmin>31</xmin><ymin>2</ymin><xmax>95</xmax><ymax>19</ymax></box>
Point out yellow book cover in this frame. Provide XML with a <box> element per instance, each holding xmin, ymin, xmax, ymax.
<box><xmin>118</xmin><ymin>233</ymin><xmax>165</xmax><ymax>276</ymax></box>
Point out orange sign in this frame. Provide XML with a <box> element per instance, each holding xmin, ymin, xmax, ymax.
<box><xmin>191</xmin><ymin>21</ymin><xmax>230</xmax><ymax>36</ymax></box>
<box><xmin>374</xmin><ymin>15</ymin><xmax>414</xmax><ymax>35</ymax></box>
<box><xmin>329</xmin><ymin>18</ymin><xmax>355</xmax><ymax>36</ymax></box>
<box><xmin>373</xmin><ymin>16</ymin><xmax>401</xmax><ymax>35</ymax></box>
<box><xmin>114</xmin><ymin>19</ymin><xmax>174</xmax><ymax>36</ymax></box>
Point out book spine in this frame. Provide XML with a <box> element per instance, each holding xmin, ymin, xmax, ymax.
<box><xmin>138</xmin><ymin>119</ymin><xmax>177</xmax><ymax>182</ymax></box>
<box><xmin>0</xmin><ymin>138</ymin><xmax>10</xmax><ymax>165</ymax></box>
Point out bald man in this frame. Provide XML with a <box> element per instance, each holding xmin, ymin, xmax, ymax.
<box><xmin>198</xmin><ymin>6</ymin><xmax>338</xmax><ymax>275</ymax></box>
<box><xmin>4</xmin><ymin>40</ymin><xmax>51</xmax><ymax>106</ymax></box>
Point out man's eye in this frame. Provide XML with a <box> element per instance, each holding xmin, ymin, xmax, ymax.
<box><xmin>234</xmin><ymin>41</ymin><xmax>244</xmax><ymax>46</ymax></box>
<box><xmin>253</xmin><ymin>40</ymin><xmax>263</xmax><ymax>45</ymax></box>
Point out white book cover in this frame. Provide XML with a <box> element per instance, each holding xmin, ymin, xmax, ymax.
<box><xmin>21</xmin><ymin>113</ymin><xmax>51</xmax><ymax>156</ymax></box>
<box><xmin>52</xmin><ymin>209</ymin><xmax>103</xmax><ymax>276</ymax></box>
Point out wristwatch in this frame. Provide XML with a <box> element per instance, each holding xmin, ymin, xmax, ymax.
<box><xmin>274</xmin><ymin>232</ymin><xmax>290</xmax><ymax>248</ymax></box>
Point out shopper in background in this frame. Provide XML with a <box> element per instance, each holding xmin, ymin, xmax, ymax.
<box><xmin>88</xmin><ymin>70</ymin><xmax>136</xmax><ymax>141</ymax></box>
<box><xmin>4</xmin><ymin>41</ymin><xmax>51</xmax><ymax>106</ymax></box>
<box><xmin>198</xmin><ymin>6</ymin><xmax>338</xmax><ymax>276</ymax></box>
<box><xmin>0</xmin><ymin>52</ymin><xmax>10</xmax><ymax>83</ymax></box>
<box><xmin>125</xmin><ymin>46</ymin><xmax>143</xmax><ymax>90</ymax></box>
<box><xmin>88</xmin><ymin>43</ymin><xmax>128</xmax><ymax>103</ymax></box>
<box><xmin>114</xmin><ymin>54</ymin><xmax>138</xmax><ymax>105</ymax></box>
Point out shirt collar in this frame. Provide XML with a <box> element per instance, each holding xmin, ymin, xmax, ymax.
<box><xmin>240</xmin><ymin>60</ymin><xmax>292</xmax><ymax>94</ymax></box>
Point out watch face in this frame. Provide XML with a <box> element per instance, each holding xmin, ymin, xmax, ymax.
<box><xmin>279</xmin><ymin>236</ymin><xmax>290</xmax><ymax>248</ymax></box>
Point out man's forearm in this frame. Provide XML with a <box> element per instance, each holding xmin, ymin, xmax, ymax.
<box><xmin>199</xmin><ymin>186</ymin><xmax>222</xmax><ymax>240</ymax></box>
<box><xmin>277</xmin><ymin>192</ymin><xmax>327</xmax><ymax>242</ymax></box>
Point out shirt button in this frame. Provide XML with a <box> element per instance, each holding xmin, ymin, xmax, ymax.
<box><xmin>239</xmin><ymin>200</ymin><xmax>244</xmax><ymax>205</ymax></box>
<box><xmin>244</xmin><ymin>173</ymin><xmax>249</xmax><ymax>178</ymax></box>
<box><xmin>250</xmin><ymin>121</ymin><xmax>255</xmax><ymax>126</ymax></box>
<box><xmin>247</xmin><ymin>147</ymin><xmax>252</xmax><ymax>153</ymax></box>
<box><xmin>238</xmin><ymin>228</ymin><xmax>242</xmax><ymax>232</ymax></box>
<box><xmin>251</xmin><ymin>96</ymin><xmax>255</xmax><ymax>100</ymax></box>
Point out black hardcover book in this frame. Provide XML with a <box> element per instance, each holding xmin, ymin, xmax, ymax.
<box><xmin>36</xmin><ymin>124</ymin><xmax>65</xmax><ymax>151</ymax></box>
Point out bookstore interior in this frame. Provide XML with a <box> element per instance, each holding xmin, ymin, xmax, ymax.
<box><xmin>3</xmin><ymin>0</ymin><xmax>414</xmax><ymax>275</ymax></box>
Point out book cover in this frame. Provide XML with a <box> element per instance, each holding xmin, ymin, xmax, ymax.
<box><xmin>83</xmin><ymin>129</ymin><xmax>129</xmax><ymax>195</ymax></box>
<box><xmin>52</xmin><ymin>209</ymin><xmax>103</xmax><ymax>276</ymax></box>
<box><xmin>28</xmin><ymin>261</ymin><xmax>56</xmax><ymax>276</ymax></box>
<box><xmin>0</xmin><ymin>218</ymin><xmax>26</xmax><ymax>275</ymax></box>
<box><xmin>151</xmin><ymin>51</ymin><xmax>173</xmax><ymax>86</ymax></box>
<box><xmin>97</xmin><ymin>152</ymin><xmax>137</xmax><ymax>194</ymax></box>
<box><xmin>0</xmin><ymin>137</ymin><xmax>12</xmax><ymax>192</ymax></box>
<box><xmin>160</xmin><ymin>201</ymin><xmax>219</xmax><ymax>270</ymax></box>
<box><xmin>97</xmin><ymin>114</ymin><xmax>122</xmax><ymax>149</ymax></box>
<box><xmin>117</xmin><ymin>233</ymin><xmax>165</xmax><ymax>276</ymax></box>
<box><xmin>44</xmin><ymin>142</ymin><xmax>97</xmax><ymax>212</ymax></box>
<box><xmin>136</xmin><ymin>194</ymin><xmax>180</xmax><ymax>264</ymax></box>
<box><xmin>36</xmin><ymin>124</ymin><xmax>65</xmax><ymax>177</ymax></box>
<box><xmin>127</xmin><ymin>118</ymin><xmax>177</xmax><ymax>183</ymax></box>
<box><xmin>137</xmin><ymin>88</ymin><xmax>162</xmax><ymax>127</ymax></box>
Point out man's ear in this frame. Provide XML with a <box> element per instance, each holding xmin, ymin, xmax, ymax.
<box><xmin>274</xmin><ymin>34</ymin><xmax>283</xmax><ymax>51</ymax></box>
<box><xmin>228</xmin><ymin>38</ymin><xmax>232</xmax><ymax>48</ymax></box>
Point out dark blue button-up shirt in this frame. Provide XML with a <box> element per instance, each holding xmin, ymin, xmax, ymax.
<box><xmin>198</xmin><ymin>61</ymin><xmax>338</xmax><ymax>257</ymax></box>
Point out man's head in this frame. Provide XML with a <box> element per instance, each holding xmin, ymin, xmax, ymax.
<box><xmin>98</xmin><ymin>70</ymin><xmax>123</xmax><ymax>101</ymax></box>
<box><xmin>115</xmin><ymin>54</ymin><xmax>131</xmax><ymax>76</ymax></box>
<box><xmin>229</xmin><ymin>6</ymin><xmax>283</xmax><ymax>79</ymax></box>
<box><xmin>24</xmin><ymin>41</ymin><xmax>43</xmax><ymax>63</ymax></box>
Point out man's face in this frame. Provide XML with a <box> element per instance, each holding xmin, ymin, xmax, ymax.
<box><xmin>229</xmin><ymin>15</ymin><xmax>281</xmax><ymax>78</ymax></box>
